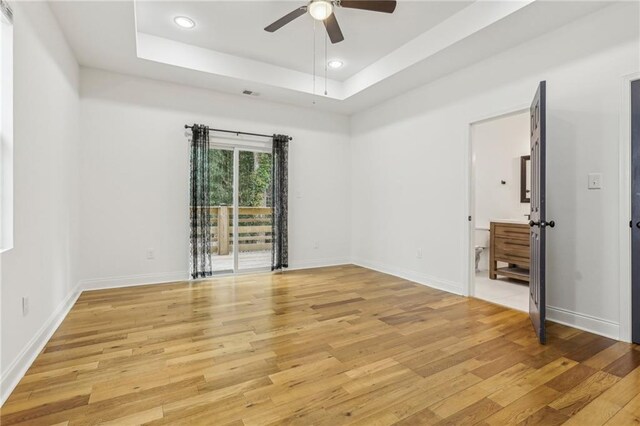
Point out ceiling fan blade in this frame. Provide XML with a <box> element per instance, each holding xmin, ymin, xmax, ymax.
<box><xmin>323</xmin><ymin>13</ymin><xmax>344</xmax><ymax>44</ymax></box>
<box><xmin>339</xmin><ymin>0</ymin><xmax>397</xmax><ymax>13</ymax></box>
<box><xmin>264</xmin><ymin>6</ymin><xmax>307</xmax><ymax>32</ymax></box>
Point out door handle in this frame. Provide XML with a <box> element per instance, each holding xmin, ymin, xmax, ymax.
<box><xmin>636</xmin><ymin>221</ymin><xmax>640</xmax><ymax>229</ymax></box>
<box><xmin>529</xmin><ymin>220</ymin><xmax>556</xmax><ymax>228</ymax></box>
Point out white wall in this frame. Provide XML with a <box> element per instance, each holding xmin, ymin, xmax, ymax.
<box><xmin>0</xmin><ymin>9</ymin><xmax>14</xmax><ymax>253</ymax></box>
<box><xmin>0</xmin><ymin>2</ymin><xmax>80</xmax><ymax>401</ymax></box>
<box><xmin>78</xmin><ymin>69</ymin><xmax>351</xmax><ymax>288</ymax></box>
<box><xmin>350</xmin><ymin>2</ymin><xmax>639</xmax><ymax>338</ymax></box>
<box><xmin>473</xmin><ymin>112</ymin><xmax>530</xmax><ymax>270</ymax></box>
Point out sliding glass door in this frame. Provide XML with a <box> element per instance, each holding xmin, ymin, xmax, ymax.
<box><xmin>237</xmin><ymin>150</ymin><xmax>273</xmax><ymax>270</ymax></box>
<box><xmin>209</xmin><ymin>146</ymin><xmax>234</xmax><ymax>273</ymax></box>
<box><xmin>209</xmin><ymin>144</ymin><xmax>272</xmax><ymax>274</ymax></box>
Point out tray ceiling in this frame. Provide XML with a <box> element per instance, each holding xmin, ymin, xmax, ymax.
<box><xmin>50</xmin><ymin>1</ymin><xmax>613</xmax><ymax>114</ymax></box>
<box><xmin>135</xmin><ymin>1</ymin><xmax>473</xmax><ymax>81</ymax></box>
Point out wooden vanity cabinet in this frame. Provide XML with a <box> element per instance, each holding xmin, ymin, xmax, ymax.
<box><xmin>489</xmin><ymin>222</ymin><xmax>530</xmax><ymax>283</ymax></box>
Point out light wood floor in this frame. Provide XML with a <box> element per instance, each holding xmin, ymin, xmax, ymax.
<box><xmin>2</xmin><ymin>265</ymin><xmax>640</xmax><ymax>425</ymax></box>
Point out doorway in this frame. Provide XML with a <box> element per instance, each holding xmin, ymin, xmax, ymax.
<box><xmin>469</xmin><ymin>110</ymin><xmax>531</xmax><ymax>312</ymax></box>
<box><xmin>208</xmin><ymin>141</ymin><xmax>273</xmax><ymax>274</ymax></box>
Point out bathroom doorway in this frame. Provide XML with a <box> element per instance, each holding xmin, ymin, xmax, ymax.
<box><xmin>469</xmin><ymin>110</ymin><xmax>531</xmax><ymax>311</ymax></box>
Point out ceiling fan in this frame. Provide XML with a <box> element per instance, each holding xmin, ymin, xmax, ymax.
<box><xmin>264</xmin><ymin>0</ymin><xmax>397</xmax><ymax>44</ymax></box>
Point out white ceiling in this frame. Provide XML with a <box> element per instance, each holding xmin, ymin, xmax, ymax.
<box><xmin>49</xmin><ymin>1</ymin><xmax>613</xmax><ymax>114</ymax></box>
<box><xmin>135</xmin><ymin>1</ymin><xmax>472</xmax><ymax>81</ymax></box>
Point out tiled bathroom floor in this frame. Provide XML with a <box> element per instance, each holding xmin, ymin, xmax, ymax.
<box><xmin>474</xmin><ymin>271</ymin><xmax>529</xmax><ymax>312</ymax></box>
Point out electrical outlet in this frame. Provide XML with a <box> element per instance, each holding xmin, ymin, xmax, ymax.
<box><xmin>314</xmin><ymin>241</ymin><xmax>319</xmax><ymax>249</ymax></box>
<box><xmin>588</xmin><ymin>173</ymin><xmax>602</xmax><ymax>190</ymax></box>
<box><xmin>22</xmin><ymin>297</ymin><xmax>29</xmax><ymax>316</ymax></box>
<box><xmin>417</xmin><ymin>248</ymin><xmax>423</xmax><ymax>259</ymax></box>
<box><xmin>146</xmin><ymin>249</ymin><xmax>155</xmax><ymax>260</ymax></box>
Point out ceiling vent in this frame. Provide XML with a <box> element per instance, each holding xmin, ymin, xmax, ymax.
<box><xmin>242</xmin><ymin>89</ymin><xmax>259</xmax><ymax>96</ymax></box>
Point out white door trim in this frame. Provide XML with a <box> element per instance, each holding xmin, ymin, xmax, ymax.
<box><xmin>619</xmin><ymin>72</ymin><xmax>640</xmax><ymax>343</ymax></box>
<box><xmin>464</xmin><ymin>103</ymin><xmax>529</xmax><ymax>297</ymax></box>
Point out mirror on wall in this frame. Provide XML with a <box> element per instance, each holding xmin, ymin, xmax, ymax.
<box><xmin>520</xmin><ymin>155</ymin><xmax>531</xmax><ymax>203</ymax></box>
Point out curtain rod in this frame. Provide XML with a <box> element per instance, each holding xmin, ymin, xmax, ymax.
<box><xmin>184</xmin><ymin>125</ymin><xmax>292</xmax><ymax>141</ymax></box>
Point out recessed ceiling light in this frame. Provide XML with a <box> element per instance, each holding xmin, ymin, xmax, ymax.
<box><xmin>174</xmin><ymin>16</ymin><xmax>195</xmax><ymax>29</ymax></box>
<box><xmin>328</xmin><ymin>60</ymin><xmax>343</xmax><ymax>69</ymax></box>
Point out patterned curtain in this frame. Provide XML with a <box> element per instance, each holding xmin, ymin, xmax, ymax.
<box><xmin>189</xmin><ymin>124</ymin><xmax>213</xmax><ymax>278</ymax></box>
<box><xmin>271</xmin><ymin>135</ymin><xmax>290</xmax><ymax>270</ymax></box>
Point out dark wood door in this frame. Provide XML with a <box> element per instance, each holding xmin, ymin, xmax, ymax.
<box><xmin>529</xmin><ymin>81</ymin><xmax>552</xmax><ymax>344</ymax></box>
<box><xmin>632</xmin><ymin>79</ymin><xmax>640</xmax><ymax>343</ymax></box>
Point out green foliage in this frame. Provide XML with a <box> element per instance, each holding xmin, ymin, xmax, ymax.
<box><xmin>208</xmin><ymin>149</ymin><xmax>272</xmax><ymax>207</ymax></box>
<box><xmin>208</xmin><ymin>149</ymin><xmax>233</xmax><ymax>206</ymax></box>
<box><xmin>239</xmin><ymin>152</ymin><xmax>272</xmax><ymax>207</ymax></box>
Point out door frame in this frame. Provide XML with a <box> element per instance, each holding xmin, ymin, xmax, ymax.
<box><xmin>619</xmin><ymin>72</ymin><xmax>640</xmax><ymax>342</ymax></box>
<box><xmin>464</xmin><ymin>104</ymin><xmax>530</xmax><ymax>298</ymax></box>
<box><xmin>210</xmin><ymin>136</ymin><xmax>273</xmax><ymax>276</ymax></box>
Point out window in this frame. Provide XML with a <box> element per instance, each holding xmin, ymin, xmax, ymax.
<box><xmin>0</xmin><ymin>0</ymin><xmax>13</xmax><ymax>252</ymax></box>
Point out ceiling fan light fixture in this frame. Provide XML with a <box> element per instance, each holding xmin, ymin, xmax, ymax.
<box><xmin>308</xmin><ymin>0</ymin><xmax>333</xmax><ymax>21</ymax></box>
<box><xmin>174</xmin><ymin>16</ymin><xmax>195</xmax><ymax>29</ymax></box>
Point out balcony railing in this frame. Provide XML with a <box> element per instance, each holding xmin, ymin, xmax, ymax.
<box><xmin>192</xmin><ymin>206</ymin><xmax>272</xmax><ymax>255</ymax></box>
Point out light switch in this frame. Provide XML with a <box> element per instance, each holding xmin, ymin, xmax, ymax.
<box><xmin>588</xmin><ymin>173</ymin><xmax>602</xmax><ymax>190</ymax></box>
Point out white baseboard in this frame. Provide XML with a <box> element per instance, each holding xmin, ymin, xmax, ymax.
<box><xmin>547</xmin><ymin>305</ymin><xmax>620</xmax><ymax>340</ymax></box>
<box><xmin>80</xmin><ymin>271</ymin><xmax>189</xmax><ymax>291</ymax></box>
<box><xmin>352</xmin><ymin>258</ymin><xmax>464</xmax><ymax>296</ymax></box>
<box><xmin>0</xmin><ymin>284</ymin><xmax>81</xmax><ymax>406</ymax></box>
<box><xmin>287</xmin><ymin>257</ymin><xmax>351</xmax><ymax>271</ymax></box>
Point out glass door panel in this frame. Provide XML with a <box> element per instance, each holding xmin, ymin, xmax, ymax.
<box><xmin>209</xmin><ymin>147</ymin><xmax>235</xmax><ymax>273</ymax></box>
<box><xmin>237</xmin><ymin>150</ymin><xmax>273</xmax><ymax>271</ymax></box>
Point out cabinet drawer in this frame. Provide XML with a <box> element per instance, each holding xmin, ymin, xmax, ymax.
<box><xmin>494</xmin><ymin>237</ymin><xmax>530</xmax><ymax>266</ymax></box>
<box><xmin>493</xmin><ymin>224</ymin><xmax>529</xmax><ymax>241</ymax></box>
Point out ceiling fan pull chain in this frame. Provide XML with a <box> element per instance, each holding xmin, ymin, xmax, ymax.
<box><xmin>324</xmin><ymin>27</ymin><xmax>328</xmax><ymax>96</ymax></box>
<box><xmin>312</xmin><ymin>19</ymin><xmax>317</xmax><ymax>96</ymax></box>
